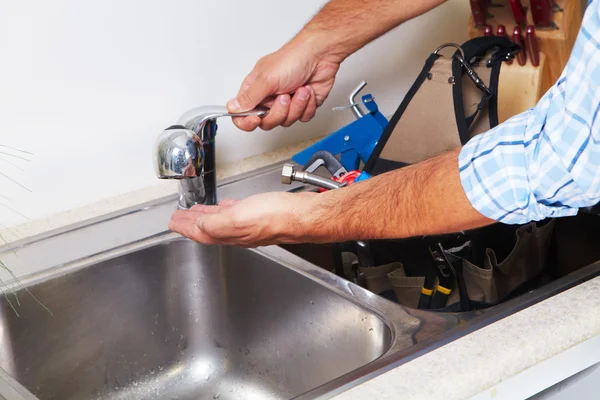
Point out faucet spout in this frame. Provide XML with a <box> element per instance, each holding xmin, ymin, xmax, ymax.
<box><xmin>153</xmin><ymin>105</ymin><xmax>267</xmax><ymax>209</ymax></box>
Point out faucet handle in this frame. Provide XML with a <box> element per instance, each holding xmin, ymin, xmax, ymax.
<box><xmin>178</xmin><ymin>106</ymin><xmax>268</xmax><ymax>132</ymax></box>
<box><xmin>229</xmin><ymin>106</ymin><xmax>269</xmax><ymax>118</ymax></box>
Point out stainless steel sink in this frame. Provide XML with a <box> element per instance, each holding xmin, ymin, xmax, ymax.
<box><xmin>0</xmin><ymin>162</ymin><xmax>598</xmax><ymax>400</ymax></box>
<box><xmin>0</xmin><ymin>239</ymin><xmax>391</xmax><ymax>400</ymax></box>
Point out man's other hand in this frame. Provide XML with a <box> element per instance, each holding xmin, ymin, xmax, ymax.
<box><xmin>168</xmin><ymin>192</ymin><xmax>318</xmax><ymax>247</ymax></box>
<box><xmin>226</xmin><ymin>41</ymin><xmax>341</xmax><ymax>132</ymax></box>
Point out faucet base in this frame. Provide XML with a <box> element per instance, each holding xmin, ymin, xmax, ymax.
<box><xmin>177</xmin><ymin>176</ymin><xmax>215</xmax><ymax>209</ymax></box>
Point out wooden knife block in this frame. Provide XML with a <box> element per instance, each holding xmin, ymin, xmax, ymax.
<box><xmin>467</xmin><ymin>0</ymin><xmax>583</xmax><ymax>122</ymax></box>
<box><xmin>497</xmin><ymin>53</ymin><xmax>552</xmax><ymax>123</ymax></box>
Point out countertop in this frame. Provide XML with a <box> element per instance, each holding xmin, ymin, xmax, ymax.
<box><xmin>3</xmin><ymin>139</ymin><xmax>600</xmax><ymax>400</ymax></box>
<box><xmin>332</xmin><ymin>276</ymin><xmax>600</xmax><ymax>400</ymax></box>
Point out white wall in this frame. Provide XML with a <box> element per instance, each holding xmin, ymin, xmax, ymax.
<box><xmin>0</xmin><ymin>0</ymin><xmax>469</xmax><ymax>228</ymax></box>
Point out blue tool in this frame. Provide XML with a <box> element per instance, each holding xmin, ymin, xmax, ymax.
<box><xmin>292</xmin><ymin>81</ymin><xmax>388</xmax><ymax>173</ymax></box>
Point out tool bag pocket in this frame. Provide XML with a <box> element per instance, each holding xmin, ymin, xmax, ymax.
<box><xmin>461</xmin><ymin>219</ymin><xmax>555</xmax><ymax>306</ymax></box>
<box><xmin>348</xmin><ymin>37</ymin><xmax>558</xmax><ymax>312</ymax></box>
<box><xmin>363</xmin><ymin>219</ymin><xmax>555</xmax><ymax>311</ymax></box>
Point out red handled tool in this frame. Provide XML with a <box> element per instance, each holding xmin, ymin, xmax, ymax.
<box><xmin>470</xmin><ymin>0</ymin><xmax>489</xmax><ymax>28</ymax></box>
<box><xmin>509</xmin><ymin>0</ymin><xmax>527</xmax><ymax>26</ymax></box>
<box><xmin>512</xmin><ymin>26</ymin><xmax>527</xmax><ymax>66</ymax></box>
<box><xmin>530</xmin><ymin>0</ymin><xmax>555</xmax><ymax>28</ymax></box>
<box><xmin>526</xmin><ymin>25</ymin><xmax>540</xmax><ymax>66</ymax></box>
<box><xmin>496</xmin><ymin>25</ymin><xmax>513</xmax><ymax>65</ymax></box>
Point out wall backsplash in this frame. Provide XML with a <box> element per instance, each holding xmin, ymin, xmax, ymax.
<box><xmin>0</xmin><ymin>0</ymin><xmax>469</xmax><ymax>228</ymax></box>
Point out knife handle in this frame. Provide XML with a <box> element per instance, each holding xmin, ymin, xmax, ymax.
<box><xmin>496</xmin><ymin>25</ymin><xmax>514</xmax><ymax>65</ymax></box>
<box><xmin>526</xmin><ymin>25</ymin><xmax>540</xmax><ymax>67</ymax></box>
<box><xmin>484</xmin><ymin>24</ymin><xmax>494</xmax><ymax>36</ymax></box>
<box><xmin>530</xmin><ymin>0</ymin><xmax>553</xmax><ymax>28</ymax></box>
<box><xmin>512</xmin><ymin>26</ymin><xmax>527</xmax><ymax>66</ymax></box>
<box><xmin>509</xmin><ymin>0</ymin><xmax>527</xmax><ymax>26</ymax></box>
<box><xmin>470</xmin><ymin>0</ymin><xmax>488</xmax><ymax>27</ymax></box>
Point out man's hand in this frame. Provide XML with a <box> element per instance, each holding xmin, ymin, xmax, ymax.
<box><xmin>226</xmin><ymin>42</ymin><xmax>340</xmax><ymax>132</ymax></box>
<box><xmin>168</xmin><ymin>192</ymin><xmax>318</xmax><ymax>247</ymax></box>
<box><xmin>226</xmin><ymin>0</ymin><xmax>448</xmax><ymax>132</ymax></box>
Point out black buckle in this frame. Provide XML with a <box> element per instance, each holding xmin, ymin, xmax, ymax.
<box><xmin>455</xmin><ymin>52</ymin><xmax>492</xmax><ymax>97</ymax></box>
<box><xmin>433</xmin><ymin>43</ymin><xmax>492</xmax><ymax>97</ymax></box>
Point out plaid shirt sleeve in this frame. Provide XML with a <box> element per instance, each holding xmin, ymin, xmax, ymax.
<box><xmin>458</xmin><ymin>0</ymin><xmax>600</xmax><ymax>224</ymax></box>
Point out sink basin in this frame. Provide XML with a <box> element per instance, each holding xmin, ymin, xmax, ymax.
<box><xmin>0</xmin><ymin>239</ymin><xmax>391</xmax><ymax>400</ymax></box>
<box><xmin>0</xmin><ymin>163</ymin><xmax>598</xmax><ymax>400</ymax></box>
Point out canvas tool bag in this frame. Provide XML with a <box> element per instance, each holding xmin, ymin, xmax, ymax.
<box><xmin>352</xmin><ymin>36</ymin><xmax>557</xmax><ymax>312</ymax></box>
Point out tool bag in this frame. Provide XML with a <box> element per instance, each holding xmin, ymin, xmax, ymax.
<box><xmin>352</xmin><ymin>36</ymin><xmax>557</xmax><ymax>312</ymax></box>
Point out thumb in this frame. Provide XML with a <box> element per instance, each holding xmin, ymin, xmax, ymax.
<box><xmin>227</xmin><ymin>74</ymin><xmax>274</xmax><ymax>112</ymax></box>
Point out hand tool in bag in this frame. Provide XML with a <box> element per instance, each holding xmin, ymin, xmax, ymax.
<box><xmin>509</xmin><ymin>0</ymin><xmax>528</xmax><ymax>26</ymax></box>
<box><xmin>496</xmin><ymin>25</ymin><xmax>513</xmax><ymax>65</ymax></box>
<box><xmin>470</xmin><ymin>0</ymin><xmax>489</xmax><ymax>28</ymax></box>
<box><xmin>292</xmin><ymin>81</ymin><xmax>388</xmax><ymax>172</ymax></box>
<box><xmin>438</xmin><ymin>242</ymin><xmax>472</xmax><ymax>312</ymax></box>
<box><xmin>417</xmin><ymin>267</ymin><xmax>436</xmax><ymax>310</ymax></box>
<box><xmin>526</xmin><ymin>25</ymin><xmax>540</xmax><ymax>67</ymax></box>
<box><xmin>530</xmin><ymin>0</ymin><xmax>557</xmax><ymax>28</ymax></box>
<box><xmin>427</xmin><ymin>246</ymin><xmax>456</xmax><ymax>309</ymax></box>
<box><xmin>417</xmin><ymin>238</ymin><xmax>471</xmax><ymax>310</ymax></box>
<box><xmin>512</xmin><ymin>26</ymin><xmax>527</xmax><ymax>66</ymax></box>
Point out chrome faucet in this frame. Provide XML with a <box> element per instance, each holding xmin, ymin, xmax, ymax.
<box><xmin>153</xmin><ymin>106</ymin><xmax>267</xmax><ymax>209</ymax></box>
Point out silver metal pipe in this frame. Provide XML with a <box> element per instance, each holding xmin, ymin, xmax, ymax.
<box><xmin>281</xmin><ymin>163</ymin><xmax>345</xmax><ymax>190</ymax></box>
<box><xmin>294</xmin><ymin>171</ymin><xmax>345</xmax><ymax>190</ymax></box>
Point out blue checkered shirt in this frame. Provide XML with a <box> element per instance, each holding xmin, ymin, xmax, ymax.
<box><xmin>459</xmin><ymin>0</ymin><xmax>600</xmax><ymax>224</ymax></box>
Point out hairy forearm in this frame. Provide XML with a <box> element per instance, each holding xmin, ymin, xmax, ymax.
<box><xmin>293</xmin><ymin>0</ymin><xmax>448</xmax><ymax>61</ymax></box>
<box><xmin>302</xmin><ymin>148</ymin><xmax>495</xmax><ymax>242</ymax></box>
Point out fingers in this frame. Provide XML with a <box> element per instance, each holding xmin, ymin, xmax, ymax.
<box><xmin>169</xmin><ymin>207</ymin><xmax>244</xmax><ymax>244</ymax></box>
<box><xmin>188</xmin><ymin>199</ymin><xmax>237</xmax><ymax>213</ymax></box>
<box><xmin>168</xmin><ymin>215</ymin><xmax>218</xmax><ymax>245</ymax></box>
<box><xmin>232</xmin><ymin>87</ymin><xmax>315</xmax><ymax>131</ymax></box>
<box><xmin>259</xmin><ymin>94</ymin><xmax>290</xmax><ymax>131</ymax></box>
<box><xmin>231</xmin><ymin>95</ymin><xmax>276</xmax><ymax>132</ymax></box>
<box><xmin>218</xmin><ymin>198</ymin><xmax>239</xmax><ymax>207</ymax></box>
<box><xmin>300</xmin><ymin>85</ymin><xmax>318</xmax><ymax>123</ymax></box>
<box><xmin>231</xmin><ymin>115</ymin><xmax>261</xmax><ymax>132</ymax></box>
<box><xmin>188</xmin><ymin>205</ymin><xmax>222</xmax><ymax>215</ymax></box>
<box><xmin>282</xmin><ymin>87</ymin><xmax>310</xmax><ymax>127</ymax></box>
<box><xmin>227</xmin><ymin>71</ymin><xmax>274</xmax><ymax>113</ymax></box>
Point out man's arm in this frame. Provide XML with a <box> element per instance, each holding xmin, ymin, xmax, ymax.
<box><xmin>294</xmin><ymin>0</ymin><xmax>449</xmax><ymax>63</ymax></box>
<box><xmin>168</xmin><ymin>149</ymin><xmax>494</xmax><ymax>246</ymax></box>
<box><xmin>227</xmin><ymin>0</ymin><xmax>447</xmax><ymax>132</ymax></box>
<box><xmin>301</xmin><ymin>148</ymin><xmax>494</xmax><ymax>242</ymax></box>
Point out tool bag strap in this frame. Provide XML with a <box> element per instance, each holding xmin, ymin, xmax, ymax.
<box><xmin>364</xmin><ymin>36</ymin><xmax>519</xmax><ymax>176</ymax></box>
<box><xmin>453</xmin><ymin>36</ymin><xmax>519</xmax><ymax>142</ymax></box>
